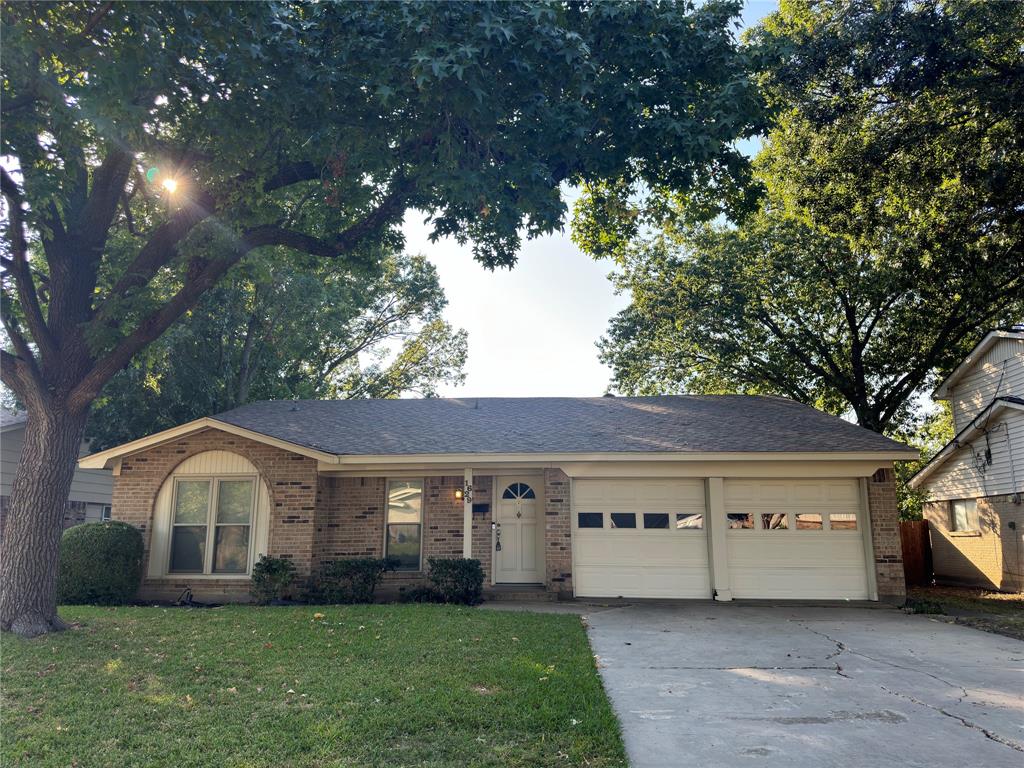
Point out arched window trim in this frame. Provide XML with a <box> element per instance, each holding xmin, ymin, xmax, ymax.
<box><xmin>149</xmin><ymin>451</ymin><xmax>270</xmax><ymax>579</ymax></box>
<box><xmin>502</xmin><ymin>482</ymin><xmax>536</xmax><ymax>500</ymax></box>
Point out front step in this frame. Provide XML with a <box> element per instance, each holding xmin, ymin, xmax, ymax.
<box><xmin>483</xmin><ymin>584</ymin><xmax>556</xmax><ymax>602</ymax></box>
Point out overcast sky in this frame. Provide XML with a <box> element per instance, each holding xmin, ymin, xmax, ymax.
<box><xmin>406</xmin><ymin>1</ymin><xmax>777</xmax><ymax>398</ymax></box>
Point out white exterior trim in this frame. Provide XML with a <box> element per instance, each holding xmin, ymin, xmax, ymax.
<box><xmin>933</xmin><ymin>329</ymin><xmax>1024</xmax><ymax>399</ymax></box>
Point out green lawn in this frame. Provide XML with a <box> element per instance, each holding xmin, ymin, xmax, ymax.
<box><xmin>1</xmin><ymin>605</ymin><xmax>626</xmax><ymax>768</ymax></box>
<box><xmin>907</xmin><ymin>586</ymin><xmax>1024</xmax><ymax>640</ymax></box>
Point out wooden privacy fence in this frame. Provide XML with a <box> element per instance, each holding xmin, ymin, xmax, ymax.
<box><xmin>900</xmin><ymin>519</ymin><xmax>933</xmax><ymax>587</ymax></box>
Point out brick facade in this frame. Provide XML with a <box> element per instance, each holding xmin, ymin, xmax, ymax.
<box><xmin>108</xmin><ymin>427</ymin><xmax>907</xmax><ymax>604</ymax></box>
<box><xmin>543</xmin><ymin>468</ymin><xmax>573</xmax><ymax>597</ymax></box>
<box><xmin>112</xmin><ymin>428</ymin><xmax>318</xmax><ymax>603</ymax></box>
<box><xmin>867</xmin><ymin>468</ymin><xmax>906</xmax><ymax>602</ymax></box>
<box><xmin>924</xmin><ymin>494</ymin><xmax>1024</xmax><ymax>592</ymax></box>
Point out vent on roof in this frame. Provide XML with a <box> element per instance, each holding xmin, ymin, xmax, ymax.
<box><xmin>602</xmin><ymin>392</ymin><xmax>616</xmax><ymax>397</ymax></box>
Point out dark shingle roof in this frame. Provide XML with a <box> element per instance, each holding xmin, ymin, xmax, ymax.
<box><xmin>211</xmin><ymin>396</ymin><xmax>910</xmax><ymax>456</ymax></box>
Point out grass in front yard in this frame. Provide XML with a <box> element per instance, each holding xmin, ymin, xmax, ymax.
<box><xmin>1</xmin><ymin>605</ymin><xmax>626</xmax><ymax>768</ymax></box>
<box><xmin>907</xmin><ymin>586</ymin><xmax>1024</xmax><ymax>640</ymax></box>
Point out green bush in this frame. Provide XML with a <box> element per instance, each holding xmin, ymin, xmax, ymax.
<box><xmin>428</xmin><ymin>557</ymin><xmax>484</xmax><ymax>605</ymax></box>
<box><xmin>399</xmin><ymin>585</ymin><xmax>444</xmax><ymax>604</ymax></box>
<box><xmin>313</xmin><ymin>557</ymin><xmax>397</xmax><ymax>604</ymax></box>
<box><xmin>57</xmin><ymin>522</ymin><xmax>144</xmax><ymax>605</ymax></box>
<box><xmin>250</xmin><ymin>555</ymin><xmax>297</xmax><ymax>605</ymax></box>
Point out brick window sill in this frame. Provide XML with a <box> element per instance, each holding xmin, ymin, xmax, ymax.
<box><xmin>949</xmin><ymin>530</ymin><xmax>982</xmax><ymax>538</ymax></box>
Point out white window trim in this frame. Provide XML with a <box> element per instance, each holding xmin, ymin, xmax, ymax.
<box><xmin>384</xmin><ymin>478</ymin><xmax>425</xmax><ymax>572</ymax></box>
<box><xmin>949</xmin><ymin>498</ymin><xmax>979</xmax><ymax>533</ymax></box>
<box><xmin>167</xmin><ymin>474</ymin><xmax>257</xmax><ymax>577</ymax></box>
<box><xmin>101</xmin><ymin>504</ymin><xmax>112</xmax><ymax>521</ymax></box>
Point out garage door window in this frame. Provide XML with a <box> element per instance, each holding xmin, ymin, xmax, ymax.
<box><xmin>611</xmin><ymin>513</ymin><xmax>636</xmax><ymax>529</ymax></box>
<box><xmin>794</xmin><ymin>512</ymin><xmax>823</xmax><ymax>530</ymax></box>
<box><xmin>643</xmin><ymin>513</ymin><xmax>669</xmax><ymax>529</ymax></box>
<box><xmin>829</xmin><ymin>512</ymin><xmax>857</xmax><ymax>530</ymax></box>
<box><xmin>676</xmin><ymin>513</ymin><xmax>703</xmax><ymax>529</ymax></box>
<box><xmin>578</xmin><ymin>512</ymin><xmax>603</xmax><ymax>528</ymax></box>
<box><xmin>728</xmin><ymin>512</ymin><xmax>754</xmax><ymax>529</ymax></box>
<box><xmin>761</xmin><ymin>512</ymin><xmax>788</xmax><ymax>530</ymax></box>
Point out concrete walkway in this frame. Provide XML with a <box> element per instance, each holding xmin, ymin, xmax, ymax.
<box><xmin>583</xmin><ymin>603</ymin><xmax>1024</xmax><ymax>768</ymax></box>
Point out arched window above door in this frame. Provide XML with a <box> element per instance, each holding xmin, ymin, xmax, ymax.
<box><xmin>502</xmin><ymin>482</ymin><xmax>535</xmax><ymax>500</ymax></box>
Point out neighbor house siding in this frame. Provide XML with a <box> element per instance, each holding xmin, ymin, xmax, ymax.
<box><xmin>949</xmin><ymin>338</ymin><xmax>1023</xmax><ymax>431</ymax></box>
<box><xmin>922</xmin><ymin>411</ymin><xmax>1024</xmax><ymax>501</ymax></box>
<box><xmin>1</xmin><ymin>424</ymin><xmax>113</xmax><ymax>535</ymax></box>
<box><xmin>111</xmin><ymin>428</ymin><xmax>318</xmax><ymax>603</ymax></box>
<box><xmin>924</xmin><ymin>495</ymin><xmax>1024</xmax><ymax>592</ymax></box>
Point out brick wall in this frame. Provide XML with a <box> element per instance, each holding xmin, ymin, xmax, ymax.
<box><xmin>924</xmin><ymin>494</ymin><xmax>1024</xmax><ymax>592</ymax></box>
<box><xmin>543</xmin><ymin>469</ymin><xmax>573</xmax><ymax>596</ymax></box>
<box><xmin>111</xmin><ymin>428</ymin><xmax>318</xmax><ymax>603</ymax></box>
<box><xmin>470</xmin><ymin>476</ymin><xmax>494</xmax><ymax>584</ymax></box>
<box><xmin>312</xmin><ymin>474</ymin><xmax>497</xmax><ymax>592</ymax></box>
<box><xmin>868</xmin><ymin>468</ymin><xmax>906</xmax><ymax>602</ymax></box>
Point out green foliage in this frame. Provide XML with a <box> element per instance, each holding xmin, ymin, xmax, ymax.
<box><xmin>312</xmin><ymin>558</ymin><xmax>397</xmax><ymax>604</ymax></box>
<box><xmin>584</xmin><ymin>0</ymin><xmax>1024</xmax><ymax>439</ymax></box>
<box><xmin>427</xmin><ymin>557</ymin><xmax>485</xmax><ymax>606</ymax></box>
<box><xmin>891</xmin><ymin>403</ymin><xmax>955</xmax><ymax>520</ymax></box>
<box><xmin>56</xmin><ymin>522</ymin><xmax>144</xmax><ymax>605</ymax></box>
<box><xmin>86</xmin><ymin>252</ymin><xmax>466</xmax><ymax>450</ymax></box>
<box><xmin>398</xmin><ymin>585</ymin><xmax>445</xmax><ymax>604</ymax></box>
<box><xmin>250</xmin><ymin>555</ymin><xmax>297</xmax><ymax>605</ymax></box>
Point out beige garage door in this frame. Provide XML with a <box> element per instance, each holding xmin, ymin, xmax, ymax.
<box><xmin>724</xmin><ymin>479</ymin><xmax>869</xmax><ymax>599</ymax></box>
<box><xmin>573</xmin><ymin>479</ymin><xmax>710</xmax><ymax>598</ymax></box>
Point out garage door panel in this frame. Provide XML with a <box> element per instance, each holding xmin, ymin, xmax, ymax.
<box><xmin>724</xmin><ymin>479</ymin><xmax>869</xmax><ymax>600</ymax></box>
<box><xmin>575</xmin><ymin>564</ymin><xmax>711</xmax><ymax>599</ymax></box>
<box><xmin>573</xmin><ymin>479</ymin><xmax>709</xmax><ymax>599</ymax></box>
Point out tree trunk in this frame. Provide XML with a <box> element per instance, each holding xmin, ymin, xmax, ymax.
<box><xmin>0</xmin><ymin>403</ymin><xmax>90</xmax><ymax>637</ymax></box>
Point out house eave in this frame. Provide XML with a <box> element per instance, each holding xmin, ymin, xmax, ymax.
<box><xmin>932</xmin><ymin>330</ymin><xmax>1024</xmax><ymax>400</ymax></box>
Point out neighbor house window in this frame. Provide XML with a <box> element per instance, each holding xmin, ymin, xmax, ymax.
<box><xmin>386</xmin><ymin>480</ymin><xmax>423</xmax><ymax>570</ymax></box>
<box><xmin>950</xmin><ymin>499</ymin><xmax>978</xmax><ymax>532</ymax></box>
<box><xmin>101</xmin><ymin>505</ymin><xmax>112</xmax><ymax>521</ymax></box>
<box><xmin>170</xmin><ymin>477</ymin><xmax>254</xmax><ymax>574</ymax></box>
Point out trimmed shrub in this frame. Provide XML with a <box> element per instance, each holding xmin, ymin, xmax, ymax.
<box><xmin>399</xmin><ymin>585</ymin><xmax>444</xmax><ymax>604</ymax></box>
<box><xmin>428</xmin><ymin>557</ymin><xmax>484</xmax><ymax>605</ymax></box>
<box><xmin>57</xmin><ymin>521</ymin><xmax>144</xmax><ymax>605</ymax></box>
<box><xmin>251</xmin><ymin>555</ymin><xmax>297</xmax><ymax>605</ymax></box>
<box><xmin>313</xmin><ymin>557</ymin><xmax>397</xmax><ymax>604</ymax></box>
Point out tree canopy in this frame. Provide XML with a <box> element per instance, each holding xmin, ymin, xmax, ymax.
<box><xmin>585</xmin><ymin>0</ymin><xmax>1024</xmax><ymax>435</ymax></box>
<box><xmin>1</xmin><ymin>0</ymin><xmax>764</xmax><ymax>635</ymax></box>
<box><xmin>86</xmin><ymin>251</ymin><xmax>466</xmax><ymax>451</ymax></box>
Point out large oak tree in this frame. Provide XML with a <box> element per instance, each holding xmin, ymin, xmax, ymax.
<box><xmin>581</xmin><ymin>0</ymin><xmax>1023</xmax><ymax>434</ymax></box>
<box><xmin>0</xmin><ymin>1</ymin><xmax>761</xmax><ymax>635</ymax></box>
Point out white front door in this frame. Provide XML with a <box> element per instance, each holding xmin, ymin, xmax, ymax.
<box><xmin>494</xmin><ymin>477</ymin><xmax>544</xmax><ymax>583</ymax></box>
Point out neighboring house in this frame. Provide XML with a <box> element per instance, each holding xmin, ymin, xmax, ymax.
<box><xmin>909</xmin><ymin>328</ymin><xmax>1024</xmax><ymax>592</ymax></box>
<box><xmin>1</xmin><ymin>411</ymin><xmax>114</xmax><ymax>534</ymax></box>
<box><xmin>80</xmin><ymin>395</ymin><xmax>916</xmax><ymax>604</ymax></box>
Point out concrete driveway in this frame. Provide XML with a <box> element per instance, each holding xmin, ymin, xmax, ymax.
<box><xmin>584</xmin><ymin>603</ymin><xmax>1024</xmax><ymax>768</ymax></box>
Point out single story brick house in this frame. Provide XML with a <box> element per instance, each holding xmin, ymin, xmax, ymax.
<box><xmin>80</xmin><ymin>396</ymin><xmax>916</xmax><ymax>603</ymax></box>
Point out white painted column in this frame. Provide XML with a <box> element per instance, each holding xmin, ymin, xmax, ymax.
<box><xmin>462</xmin><ymin>467</ymin><xmax>473</xmax><ymax>558</ymax></box>
<box><xmin>858</xmin><ymin>477</ymin><xmax>879</xmax><ymax>601</ymax></box>
<box><xmin>706</xmin><ymin>477</ymin><xmax>733</xmax><ymax>601</ymax></box>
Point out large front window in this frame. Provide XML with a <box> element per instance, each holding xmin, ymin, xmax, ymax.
<box><xmin>170</xmin><ymin>477</ymin><xmax>254</xmax><ymax>574</ymax></box>
<box><xmin>386</xmin><ymin>479</ymin><xmax>423</xmax><ymax>570</ymax></box>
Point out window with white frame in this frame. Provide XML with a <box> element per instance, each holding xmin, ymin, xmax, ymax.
<box><xmin>386</xmin><ymin>479</ymin><xmax>423</xmax><ymax>570</ymax></box>
<box><xmin>101</xmin><ymin>504</ymin><xmax>112</xmax><ymax>521</ymax></box>
<box><xmin>950</xmin><ymin>498</ymin><xmax>979</xmax><ymax>532</ymax></box>
<box><xmin>170</xmin><ymin>477</ymin><xmax>255</xmax><ymax>574</ymax></box>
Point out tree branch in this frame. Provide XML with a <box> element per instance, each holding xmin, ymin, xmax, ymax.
<box><xmin>1</xmin><ymin>168</ymin><xmax>57</xmax><ymax>361</ymax></box>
